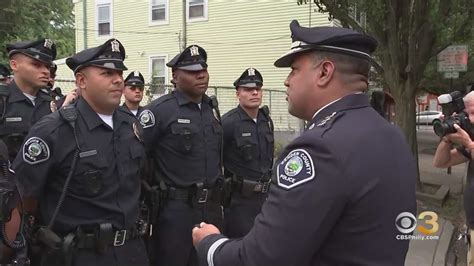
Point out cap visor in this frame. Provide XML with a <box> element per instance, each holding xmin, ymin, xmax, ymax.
<box><xmin>16</xmin><ymin>51</ymin><xmax>53</xmax><ymax>67</ymax></box>
<box><xmin>178</xmin><ymin>64</ymin><xmax>205</xmax><ymax>71</ymax></box>
<box><xmin>91</xmin><ymin>62</ymin><xmax>128</xmax><ymax>71</ymax></box>
<box><xmin>274</xmin><ymin>47</ymin><xmax>311</xmax><ymax>67</ymax></box>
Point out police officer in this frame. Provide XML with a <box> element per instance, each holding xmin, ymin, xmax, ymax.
<box><xmin>193</xmin><ymin>20</ymin><xmax>417</xmax><ymax>265</ymax></box>
<box><xmin>0</xmin><ymin>39</ymin><xmax>56</xmax><ymax>162</ymax></box>
<box><xmin>121</xmin><ymin>71</ymin><xmax>145</xmax><ymax>117</ymax></box>
<box><xmin>222</xmin><ymin>68</ymin><xmax>274</xmax><ymax>238</ymax></box>
<box><xmin>0</xmin><ymin>64</ymin><xmax>11</xmax><ymax>85</ymax></box>
<box><xmin>140</xmin><ymin>44</ymin><xmax>223</xmax><ymax>266</ymax></box>
<box><xmin>8</xmin><ymin>38</ymin><xmax>149</xmax><ymax>266</ymax></box>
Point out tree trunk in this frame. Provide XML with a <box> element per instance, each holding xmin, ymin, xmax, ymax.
<box><xmin>390</xmin><ymin>81</ymin><xmax>422</xmax><ymax>190</ymax></box>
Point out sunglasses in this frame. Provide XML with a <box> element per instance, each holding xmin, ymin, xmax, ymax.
<box><xmin>129</xmin><ymin>86</ymin><xmax>144</xmax><ymax>91</ymax></box>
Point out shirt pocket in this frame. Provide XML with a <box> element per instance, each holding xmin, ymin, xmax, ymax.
<box><xmin>70</xmin><ymin>155</ymin><xmax>108</xmax><ymax>197</ymax></box>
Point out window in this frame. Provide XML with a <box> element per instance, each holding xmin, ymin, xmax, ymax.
<box><xmin>96</xmin><ymin>0</ymin><xmax>112</xmax><ymax>37</ymax></box>
<box><xmin>349</xmin><ymin>4</ymin><xmax>366</xmax><ymax>29</ymax></box>
<box><xmin>187</xmin><ymin>0</ymin><xmax>208</xmax><ymax>22</ymax></box>
<box><xmin>149</xmin><ymin>56</ymin><xmax>168</xmax><ymax>95</ymax></box>
<box><xmin>150</xmin><ymin>0</ymin><xmax>168</xmax><ymax>24</ymax></box>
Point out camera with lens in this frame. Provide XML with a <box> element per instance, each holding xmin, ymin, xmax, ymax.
<box><xmin>433</xmin><ymin>91</ymin><xmax>473</xmax><ymax>138</ymax></box>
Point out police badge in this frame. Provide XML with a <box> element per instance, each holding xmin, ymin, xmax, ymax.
<box><xmin>50</xmin><ymin>101</ymin><xmax>58</xmax><ymax>112</ymax></box>
<box><xmin>133</xmin><ymin>122</ymin><xmax>143</xmax><ymax>142</ymax></box>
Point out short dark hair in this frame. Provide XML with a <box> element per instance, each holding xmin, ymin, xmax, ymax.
<box><xmin>309</xmin><ymin>51</ymin><xmax>371</xmax><ymax>78</ymax></box>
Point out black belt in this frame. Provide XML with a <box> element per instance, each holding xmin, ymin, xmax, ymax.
<box><xmin>166</xmin><ymin>183</ymin><xmax>217</xmax><ymax>204</ymax></box>
<box><xmin>75</xmin><ymin>224</ymin><xmax>141</xmax><ymax>249</ymax></box>
<box><xmin>232</xmin><ymin>176</ymin><xmax>271</xmax><ymax>195</ymax></box>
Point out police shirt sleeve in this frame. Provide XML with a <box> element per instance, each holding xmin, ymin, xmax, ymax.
<box><xmin>197</xmin><ymin>138</ymin><xmax>348</xmax><ymax>266</ymax></box>
<box><xmin>12</xmin><ymin>120</ymin><xmax>56</xmax><ymax>198</ymax></box>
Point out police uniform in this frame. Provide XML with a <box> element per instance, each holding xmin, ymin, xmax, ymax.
<box><xmin>12</xmin><ymin>38</ymin><xmax>149</xmax><ymax>266</ymax></box>
<box><xmin>222</xmin><ymin>68</ymin><xmax>274</xmax><ymax>238</ymax></box>
<box><xmin>0</xmin><ymin>39</ymin><xmax>56</xmax><ymax>162</ymax></box>
<box><xmin>140</xmin><ymin>45</ymin><xmax>224</xmax><ymax>266</ymax></box>
<box><xmin>121</xmin><ymin>71</ymin><xmax>145</xmax><ymax>117</ymax></box>
<box><xmin>196</xmin><ymin>20</ymin><xmax>417</xmax><ymax>266</ymax></box>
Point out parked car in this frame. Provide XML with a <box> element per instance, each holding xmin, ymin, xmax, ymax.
<box><xmin>416</xmin><ymin>111</ymin><xmax>443</xmax><ymax>125</ymax></box>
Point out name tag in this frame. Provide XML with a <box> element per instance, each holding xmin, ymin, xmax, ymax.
<box><xmin>178</xmin><ymin>119</ymin><xmax>190</xmax><ymax>124</ymax></box>
<box><xmin>5</xmin><ymin>117</ymin><xmax>22</xmax><ymax>122</ymax></box>
<box><xmin>242</xmin><ymin>133</ymin><xmax>251</xmax><ymax>137</ymax></box>
<box><xmin>79</xmin><ymin>150</ymin><xmax>98</xmax><ymax>158</ymax></box>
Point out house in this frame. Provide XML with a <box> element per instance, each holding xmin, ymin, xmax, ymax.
<box><xmin>56</xmin><ymin>1</ymin><xmax>348</xmax><ymax>133</ymax></box>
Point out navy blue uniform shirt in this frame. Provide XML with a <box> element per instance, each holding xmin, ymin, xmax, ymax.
<box><xmin>222</xmin><ymin>105</ymin><xmax>274</xmax><ymax>180</ymax></box>
<box><xmin>197</xmin><ymin>93</ymin><xmax>417</xmax><ymax>266</ymax></box>
<box><xmin>140</xmin><ymin>89</ymin><xmax>223</xmax><ymax>188</ymax></box>
<box><xmin>13</xmin><ymin>97</ymin><xmax>145</xmax><ymax>234</ymax></box>
<box><xmin>0</xmin><ymin>81</ymin><xmax>53</xmax><ymax>161</ymax></box>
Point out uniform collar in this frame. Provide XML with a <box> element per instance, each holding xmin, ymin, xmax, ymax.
<box><xmin>236</xmin><ymin>105</ymin><xmax>265</xmax><ymax>122</ymax></box>
<box><xmin>77</xmin><ymin>97</ymin><xmax>117</xmax><ymax>130</ymax></box>
<box><xmin>310</xmin><ymin>93</ymin><xmax>369</xmax><ymax>125</ymax></box>
<box><xmin>174</xmin><ymin>89</ymin><xmax>210</xmax><ymax>106</ymax></box>
<box><xmin>7</xmin><ymin>81</ymin><xmax>51</xmax><ymax>104</ymax></box>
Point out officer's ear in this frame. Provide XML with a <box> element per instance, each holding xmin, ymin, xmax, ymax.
<box><xmin>9</xmin><ymin>56</ymin><xmax>19</xmax><ymax>72</ymax></box>
<box><xmin>316</xmin><ymin>60</ymin><xmax>335</xmax><ymax>87</ymax></box>
<box><xmin>75</xmin><ymin>71</ymin><xmax>87</xmax><ymax>90</ymax></box>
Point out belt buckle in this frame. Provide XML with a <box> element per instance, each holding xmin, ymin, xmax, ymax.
<box><xmin>198</xmin><ymin>188</ymin><xmax>208</xmax><ymax>203</ymax></box>
<box><xmin>113</xmin><ymin>229</ymin><xmax>127</xmax><ymax>247</ymax></box>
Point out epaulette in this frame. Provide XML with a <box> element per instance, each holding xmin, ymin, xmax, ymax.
<box><xmin>308</xmin><ymin>111</ymin><xmax>345</xmax><ymax>137</ymax></box>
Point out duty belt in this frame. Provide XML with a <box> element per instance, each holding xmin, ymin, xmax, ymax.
<box><xmin>232</xmin><ymin>176</ymin><xmax>271</xmax><ymax>196</ymax></box>
<box><xmin>75</xmin><ymin>223</ymin><xmax>142</xmax><ymax>249</ymax></box>
<box><xmin>165</xmin><ymin>183</ymin><xmax>218</xmax><ymax>204</ymax></box>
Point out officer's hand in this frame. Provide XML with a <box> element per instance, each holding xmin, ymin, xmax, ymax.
<box><xmin>192</xmin><ymin>222</ymin><xmax>220</xmax><ymax>247</ymax></box>
<box><xmin>446</xmin><ymin>124</ymin><xmax>472</xmax><ymax>147</ymax></box>
<box><xmin>63</xmin><ymin>89</ymin><xmax>78</xmax><ymax>107</ymax></box>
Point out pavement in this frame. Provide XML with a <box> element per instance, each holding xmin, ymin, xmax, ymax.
<box><xmin>404</xmin><ymin>127</ymin><xmax>467</xmax><ymax>265</ymax></box>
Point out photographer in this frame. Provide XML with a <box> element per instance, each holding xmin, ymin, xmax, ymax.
<box><xmin>433</xmin><ymin>91</ymin><xmax>474</xmax><ymax>265</ymax></box>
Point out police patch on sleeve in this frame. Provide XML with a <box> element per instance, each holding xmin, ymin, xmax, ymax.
<box><xmin>23</xmin><ymin>137</ymin><xmax>50</xmax><ymax>165</ymax></box>
<box><xmin>277</xmin><ymin>149</ymin><xmax>315</xmax><ymax>189</ymax></box>
<box><xmin>138</xmin><ymin>109</ymin><xmax>155</xmax><ymax>129</ymax></box>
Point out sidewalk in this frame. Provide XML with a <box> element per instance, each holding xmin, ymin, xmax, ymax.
<box><xmin>404</xmin><ymin>150</ymin><xmax>466</xmax><ymax>265</ymax></box>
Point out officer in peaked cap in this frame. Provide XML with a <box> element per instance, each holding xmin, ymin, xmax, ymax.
<box><xmin>140</xmin><ymin>44</ymin><xmax>224</xmax><ymax>266</ymax></box>
<box><xmin>222</xmin><ymin>67</ymin><xmax>274</xmax><ymax>238</ymax></box>
<box><xmin>0</xmin><ymin>64</ymin><xmax>11</xmax><ymax>84</ymax></box>
<box><xmin>8</xmin><ymin>38</ymin><xmax>149</xmax><ymax>265</ymax></box>
<box><xmin>121</xmin><ymin>71</ymin><xmax>145</xmax><ymax>117</ymax></box>
<box><xmin>193</xmin><ymin>20</ymin><xmax>417</xmax><ymax>266</ymax></box>
<box><xmin>0</xmin><ymin>39</ymin><xmax>56</xmax><ymax>162</ymax></box>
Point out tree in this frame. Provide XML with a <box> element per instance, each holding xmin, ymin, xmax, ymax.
<box><xmin>298</xmin><ymin>0</ymin><xmax>474</xmax><ymax>188</ymax></box>
<box><xmin>0</xmin><ymin>0</ymin><xmax>74</xmax><ymax>63</ymax></box>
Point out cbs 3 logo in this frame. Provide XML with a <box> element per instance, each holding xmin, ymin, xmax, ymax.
<box><xmin>395</xmin><ymin>211</ymin><xmax>439</xmax><ymax>235</ymax></box>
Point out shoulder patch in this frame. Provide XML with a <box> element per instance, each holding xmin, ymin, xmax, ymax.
<box><xmin>23</xmin><ymin>137</ymin><xmax>50</xmax><ymax>165</ymax></box>
<box><xmin>277</xmin><ymin>149</ymin><xmax>315</xmax><ymax>189</ymax></box>
<box><xmin>138</xmin><ymin>109</ymin><xmax>155</xmax><ymax>129</ymax></box>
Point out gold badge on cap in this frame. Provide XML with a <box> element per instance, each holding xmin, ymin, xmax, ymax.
<box><xmin>44</xmin><ymin>39</ymin><xmax>54</xmax><ymax>50</ymax></box>
<box><xmin>248</xmin><ymin>68</ymin><xmax>255</xmax><ymax>76</ymax></box>
<box><xmin>111</xmin><ymin>39</ymin><xmax>120</xmax><ymax>52</ymax></box>
<box><xmin>190</xmin><ymin>46</ymin><xmax>199</xmax><ymax>56</ymax></box>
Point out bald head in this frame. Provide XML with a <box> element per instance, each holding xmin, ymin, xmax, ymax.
<box><xmin>464</xmin><ymin>91</ymin><xmax>474</xmax><ymax>104</ymax></box>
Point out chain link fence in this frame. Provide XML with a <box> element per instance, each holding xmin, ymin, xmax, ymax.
<box><xmin>54</xmin><ymin>79</ymin><xmax>303</xmax><ymax>136</ymax></box>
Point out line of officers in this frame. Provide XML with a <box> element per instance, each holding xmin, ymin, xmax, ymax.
<box><xmin>0</xmin><ymin>37</ymin><xmax>274</xmax><ymax>266</ymax></box>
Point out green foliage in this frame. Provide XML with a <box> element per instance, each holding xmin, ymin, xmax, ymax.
<box><xmin>0</xmin><ymin>0</ymin><xmax>75</xmax><ymax>64</ymax></box>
